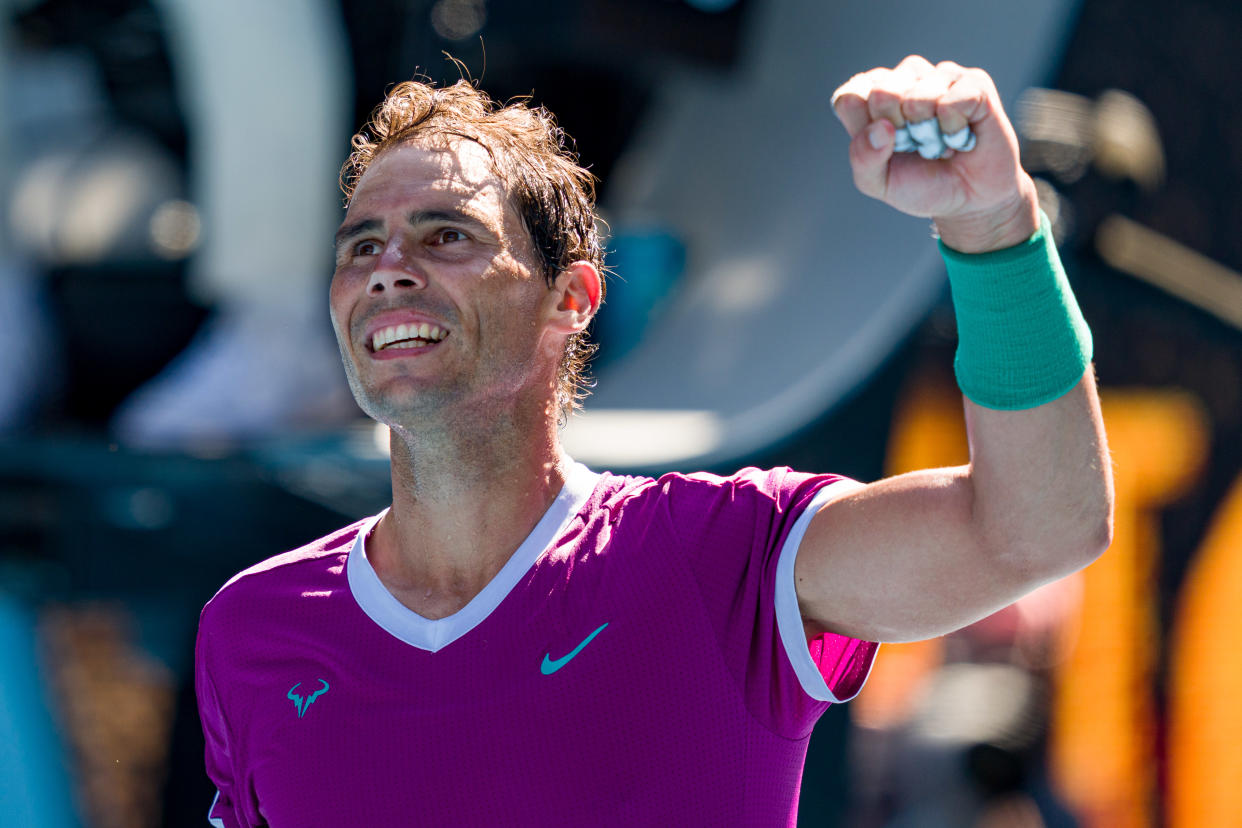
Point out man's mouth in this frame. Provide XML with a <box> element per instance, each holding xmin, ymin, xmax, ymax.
<box><xmin>370</xmin><ymin>322</ymin><xmax>449</xmax><ymax>352</ymax></box>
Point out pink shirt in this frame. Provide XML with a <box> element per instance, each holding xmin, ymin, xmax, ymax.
<box><xmin>196</xmin><ymin>463</ymin><xmax>877</xmax><ymax>826</ymax></box>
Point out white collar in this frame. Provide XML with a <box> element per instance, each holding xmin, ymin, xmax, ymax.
<box><xmin>346</xmin><ymin>461</ymin><xmax>601</xmax><ymax>652</ymax></box>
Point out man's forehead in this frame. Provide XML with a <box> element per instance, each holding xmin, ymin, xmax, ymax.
<box><xmin>348</xmin><ymin>139</ymin><xmax>510</xmax><ymax>215</ymax></box>
<box><xmin>377</xmin><ymin>138</ymin><xmax>498</xmax><ymax>186</ymax></box>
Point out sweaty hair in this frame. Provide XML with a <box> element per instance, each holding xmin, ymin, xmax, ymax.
<box><xmin>341</xmin><ymin>79</ymin><xmax>605</xmax><ymax>420</ymax></box>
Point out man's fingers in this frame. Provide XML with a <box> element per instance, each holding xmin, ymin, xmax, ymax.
<box><xmin>837</xmin><ymin>58</ymin><xmax>1025</xmax><ymax>220</ymax></box>
<box><xmin>831</xmin><ymin>73</ymin><xmax>873</xmax><ymax>138</ymax></box>
<box><xmin>937</xmin><ymin>69</ymin><xmax>992</xmax><ymax>136</ymax></box>
<box><xmin>832</xmin><ymin>56</ymin><xmax>939</xmax><ymax>138</ymax></box>
<box><xmin>933</xmin><ymin>59</ymin><xmax>969</xmax><ymax>103</ymax></box>
<box><xmin>866</xmin><ymin>68</ymin><xmax>908</xmax><ymax>128</ymax></box>
<box><xmin>900</xmin><ymin>71</ymin><xmax>954</xmax><ymax>159</ymax></box>
<box><xmin>894</xmin><ymin>54</ymin><xmax>937</xmax><ymax>77</ymax></box>
<box><xmin>900</xmin><ymin>71</ymin><xmax>952</xmax><ymax>127</ymax></box>
<box><xmin>848</xmin><ymin>120</ymin><xmax>894</xmax><ymax>201</ymax></box>
<box><xmin>833</xmin><ymin>58</ymin><xmax>990</xmax><ymax>158</ymax></box>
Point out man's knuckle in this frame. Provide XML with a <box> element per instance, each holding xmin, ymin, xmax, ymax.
<box><xmin>870</xmin><ymin>87</ymin><xmax>899</xmax><ymax>105</ymax></box>
<box><xmin>902</xmin><ymin>95</ymin><xmax>936</xmax><ymax>115</ymax></box>
<box><xmin>964</xmin><ymin>67</ymin><xmax>994</xmax><ymax>88</ymax></box>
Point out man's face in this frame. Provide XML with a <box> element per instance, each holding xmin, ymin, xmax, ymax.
<box><xmin>330</xmin><ymin>140</ymin><xmax>559</xmax><ymax>428</ymax></box>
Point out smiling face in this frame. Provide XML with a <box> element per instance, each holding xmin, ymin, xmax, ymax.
<box><xmin>330</xmin><ymin>139</ymin><xmax>564</xmax><ymax>430</ymax></box>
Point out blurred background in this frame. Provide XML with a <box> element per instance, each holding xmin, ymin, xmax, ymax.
<box><xmin>1</xmin><ymin>0</ymin><xmax>1240</xmax><ymax>825</ymax></box>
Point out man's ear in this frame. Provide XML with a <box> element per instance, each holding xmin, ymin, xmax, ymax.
<box><xmin>549</xmin><ymin>261</ymin><xmax>601</xmax><ymax>333</ymax></box>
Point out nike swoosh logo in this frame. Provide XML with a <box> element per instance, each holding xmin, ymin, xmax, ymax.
<box><xmin>541</xmin><ymin>622</ymin><xmax>609</xmax><ymax>675</ymax></box>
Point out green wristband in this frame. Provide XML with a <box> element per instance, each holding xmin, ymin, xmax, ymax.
<box><xmin>940</xmin><ymin>210</ymin><xmax>1092</xmax><ymax>411</ymax></box>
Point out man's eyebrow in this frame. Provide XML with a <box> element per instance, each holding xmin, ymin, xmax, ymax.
<box><xmin>334</xmin><ymin>218</ymin><xmax>381</xmax><ymax>249</ymax></box>
<box><xmin>334</xmin><ymin>209</ymin><xmax>492</xmax><ymax>251</ymax></box>
<box><xmin>407</xmin><ymin>208</ymin><xmax>491</xmax><ymax>231</ymax></box>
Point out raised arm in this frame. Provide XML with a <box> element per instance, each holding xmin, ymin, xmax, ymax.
<box><xmin>795</xmin><ymin>56</ymin><xmax>1113</xmax><ymax>644</ymax></box>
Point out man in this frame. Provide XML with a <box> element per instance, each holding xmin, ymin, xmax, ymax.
<box><xmin>195</xmin><ymin>56</ymin><xmax>1112</xmax><ymax>826</ymax></box>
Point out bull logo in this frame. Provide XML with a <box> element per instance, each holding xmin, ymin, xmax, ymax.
<box><xmin>287</xmin><ymin>679</ymin><xmax>330</xmax><ymax>718</ymax></box>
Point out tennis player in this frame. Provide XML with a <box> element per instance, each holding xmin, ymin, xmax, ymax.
<box><xmin>195</xmin><ymin>56</ymin><xmax>1112</xmax><ymax>826</ymax></box>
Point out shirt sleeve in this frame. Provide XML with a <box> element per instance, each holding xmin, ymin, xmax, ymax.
<box><xmin>195</xmin><ymin>616</ymin><xmax>247</xmax><ymax>828</ymax></box>
<box><xmin>665</xmin><ymin>467</ymin><xmax>878</xmax><ymax>738</ymax></box>
<box><xmin>772</xmin><ymin>480</ymin><xmax>877</xmax><ymax>704</ymax></box>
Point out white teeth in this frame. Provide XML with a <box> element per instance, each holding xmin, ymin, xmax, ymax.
<box><xmin>370</xmin><ymin>322</ymin><xmax>448</xmax><ymax>351</ymax></box>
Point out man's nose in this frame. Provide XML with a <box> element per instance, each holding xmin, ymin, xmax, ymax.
<box><xmin>367</xmin><ymin>244</ymin><xmax>426</xmax><ymax>294</ymax></box>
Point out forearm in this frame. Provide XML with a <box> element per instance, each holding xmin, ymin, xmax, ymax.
<box><xmin>947</xmin><ymin>203</ymin><xmax>1113</xmax><ymax>574</ymax></box>
<box><xmin>963</xmin><ymin>370</ymin><xmax>1113</xmax><ymax>579</ymax></box>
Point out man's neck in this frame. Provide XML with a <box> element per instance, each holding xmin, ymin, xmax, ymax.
<box><xmin>366</xmin><ymin>404</ymin><xmax>568</xmax><ymax>620</ymax></box>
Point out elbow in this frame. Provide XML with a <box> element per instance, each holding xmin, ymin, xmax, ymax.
<box><xmin>1079</xmin><ymin>470</ymin><xmax>1116</xmax><ymax>568</ymax></box>
<box><xmin>988</xmin><ymin>487</ymin><xmax>1114</xmax><ymax>583</ymax></box>
<box><xmin>1078</xmin><ymin>509</ymin><xmax>1114</xmax><ymax>569</ymax></box>
<box><xmin>1075</xmin><ymin>438</ymin><xmax>1117</xmax><ymax>569</ymax></box>
<box><xmin>1043</xmin><ymin>488</ymin><xmax>1115</xmax><ymax>577</ymax></box>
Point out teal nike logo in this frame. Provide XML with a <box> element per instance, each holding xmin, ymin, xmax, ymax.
<box><xmin>287</xmin><ymin>679</ymin><xmax>330</xmax><ymax>718</ymax></box>
<box><xmin>541</xmin><ymin>622</ymin><xmax>609</xmax><ymax>675</ymax></box>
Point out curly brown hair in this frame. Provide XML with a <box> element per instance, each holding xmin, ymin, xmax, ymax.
<box><xmin>341</xmin><ymin>79</ymin><xmax>605</xmax><ymax>420</ymax></box>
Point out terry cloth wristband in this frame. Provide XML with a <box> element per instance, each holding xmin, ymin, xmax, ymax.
<box><xmin>940</xmin><ymin>210</ymin><xmax>1092</xmax><ymax>411</ymax></box>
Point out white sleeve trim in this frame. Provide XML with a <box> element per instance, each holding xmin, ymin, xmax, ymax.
<box><xmin>774</xmin><ymin>478</ymin><xmax>869</xmax><ymax>702</ymax></box>
<box><xmin>207</xmin><ymin>790</ymin><xmax>225</xmax><ymax>827</ymax></box>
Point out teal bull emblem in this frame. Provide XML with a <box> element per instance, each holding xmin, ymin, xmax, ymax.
<box><xmin>287</xmin><ymin>679</ymin><xmax>330</xmax><ymax>718</ymax></box>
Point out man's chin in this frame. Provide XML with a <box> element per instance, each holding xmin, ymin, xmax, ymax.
<box><xmin>354</xmin><ymin>387</ymin><xmax>457</xmax><ymax>428</ymax></box>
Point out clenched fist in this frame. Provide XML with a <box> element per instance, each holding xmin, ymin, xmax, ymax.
<box><xmin>831</xmin><ymin>55</ymin><xmax>1040</xmax><ymax>253</ymax></box>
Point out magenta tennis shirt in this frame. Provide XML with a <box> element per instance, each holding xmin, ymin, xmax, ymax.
<box><xmin>196</xmin><ymin>463</ymin><xmax>878</xmax><ymax>826</ymax></box>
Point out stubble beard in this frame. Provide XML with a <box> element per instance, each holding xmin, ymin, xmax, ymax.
<box><xmin>339</xmin><ymin>347</ymin><xmax>537</xmax><ymax>452</ymax></box>
<box><xmin>333</xmin><ymin>316</ymin><xmax>561</xmax><ymax>465</ymax></box>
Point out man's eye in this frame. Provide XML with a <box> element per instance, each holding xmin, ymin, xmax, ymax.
<box><xmin>353</xmin><ymin>240</ymin><xmax>381</xmax><ymax>256</ymax></box>
<box><xmin>432</xmin><ymin>229</ymin><xmax>467</xmax><ymax>245</ymax></box>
